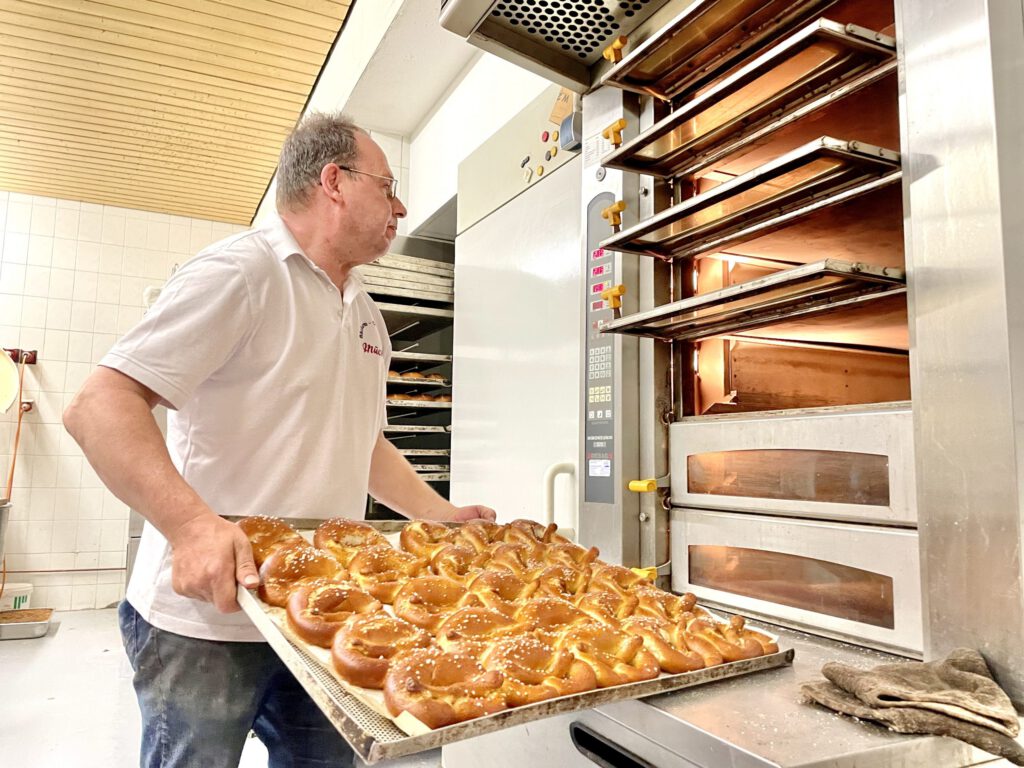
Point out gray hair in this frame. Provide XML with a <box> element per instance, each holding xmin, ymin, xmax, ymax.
<box><xmin>276</xmin><ymin>112</ymin><xmax>362</xmax><ymax>210</ymax></box>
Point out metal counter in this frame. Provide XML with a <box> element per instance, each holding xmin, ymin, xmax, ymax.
<box><xmin>443</xmin><ymin>622</ymin><xmax>1018</xmax><ymax>768</ymax></box>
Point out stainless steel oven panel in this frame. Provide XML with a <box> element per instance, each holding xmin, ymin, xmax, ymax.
<box><xmin>670</xmin><ymin>507</ymin><xmax>923</xmax><ymax>654</ymax></box>
<box><xmin>669</xmin><ymin>402</ymin><xmax>915</xmax><ymax>525</ymax></box>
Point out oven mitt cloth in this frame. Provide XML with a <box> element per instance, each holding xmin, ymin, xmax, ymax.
<box><xmin>801</xmin><ymin>648</ymin><xmax>1024</xmax><ymax>765</ymax></box>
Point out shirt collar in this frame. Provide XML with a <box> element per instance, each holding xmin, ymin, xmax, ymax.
<box><xmin>260</xmin><ymin>213</ymin><xmax>306</xmax><ymax>262</ymax></box>
<box><xmin>260</xmin><ymin>213</ymin><xmax>368</xmax><ymax>302</ymax></box>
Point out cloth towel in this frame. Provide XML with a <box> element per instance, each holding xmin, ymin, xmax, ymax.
<box><xmin>801</xmin><ymin>647</ymin><xmax>1024</xmax><ymax>765</ymax></box>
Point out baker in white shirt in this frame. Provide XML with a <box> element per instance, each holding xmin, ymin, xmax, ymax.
<box><xmin>64</xmin><ymin>113</ymin><xmax>495</xmax><ymax>768</ymax></box>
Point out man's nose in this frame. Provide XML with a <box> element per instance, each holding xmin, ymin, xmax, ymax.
<box><xmin>392</xmin><ymin>196</ymin><xmax>408</xmax><ymax>219</ymax></box>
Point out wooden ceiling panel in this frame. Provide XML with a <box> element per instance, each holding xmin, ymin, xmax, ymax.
<box><xmin>0</xmin><ymin>0</ymin><xmax>352</xmax><ymax>224</ymax></box>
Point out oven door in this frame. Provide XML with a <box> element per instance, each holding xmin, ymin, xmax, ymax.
<box><xmin>669</xmin><ymin>402</ymin><xmax>915</xmax><ymax>525</ymax></box>
<box><xmin>670</xmin><ymin>507</ymin><xmax>922</xmax><ymax>655</ymax></box>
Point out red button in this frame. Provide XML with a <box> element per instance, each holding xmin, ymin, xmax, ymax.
<box><xmin>541</xmin><ymin>131</ymin><xmax>550</xmax><ymax>142</ymax></box>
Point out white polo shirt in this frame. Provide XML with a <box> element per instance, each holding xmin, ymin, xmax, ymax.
<box><xmin>101</xmin><ymin>215</ymin><xmax>390</xmax><ymax>641</ymax></box>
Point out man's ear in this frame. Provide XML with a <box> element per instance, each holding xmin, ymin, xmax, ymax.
<box><xmin>320</xmin><ymin>164</ymin><xmax>345</xmax><ymax>204</ymax></box>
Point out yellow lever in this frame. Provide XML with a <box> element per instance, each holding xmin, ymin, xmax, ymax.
<box><xmin>630</xmin><ymin>566</ymin><xmax>657</xmax><ymax>581</ymax></box>
<box><xmin>601</xmin><ymin>284</ymin><xmax>627</xmax><ymax>309</ymax></box>
<box><xmin>628</xmin><ymin>478</ymin><xmax>657</xmax><ymax>493</ymax></box>
<box><xmin>600</xmin><ymin>200</ymin><xmax>627</xmax><ymax>229</ymax></box>
<box><xmin>602</xmin><ymin>36</ymin><xmax>629</xmax><ymax>64</ymax></box>
<box><xmin>602</xmin><ymin>118</ymin><xmax>627</xmax><ymax>148</ymax></box>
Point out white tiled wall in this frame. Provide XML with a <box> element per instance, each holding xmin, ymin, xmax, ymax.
<box><xmin>0</xmin><ymin>191</ymin><xmax>247</xmax><ymax>610</ymax></box>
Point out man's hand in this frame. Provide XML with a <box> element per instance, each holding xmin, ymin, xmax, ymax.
<box><xmin>166</xmin><ymin>513</ymin><xmax>259</xmax><ymax>613</ymax></box>
<box><xmin>444</xmin><ymin>505</ymin><xmax>497</xmax><ymax>523</ymax></box>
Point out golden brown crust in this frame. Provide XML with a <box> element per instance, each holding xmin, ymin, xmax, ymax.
<box><xmin>313</xmin><ymin>518</ymin><xmax>388</xmax><ymax>567</ymax></box>
<box><xmin>348</xmin><ymin>544</ymin><xmax>429</xmax><ymax>604</ymax></box>
<box><xmin>557</xmin><ymin>623</ymin><xmax>661</xmax><ymax>686</ymax></box>
<box><xmin>574</xmin><ymin>590</ymin><xmax>639</xmax><ymax>626</ymax></box>
<box><xmin>392</xmin><ymin>576</ymin><xmax>481</xmax><ymax>632</ymax></box>
<box><xmin>258</xmin><ymin>541</ymin><xmax>346</xmax><ymax>607</ymax></box>
<box><xmin>383</xmin><ymin>648</ymin><xmax>507</xmax><ymax>729</ymax></box>
<box><xmin>466</xmin><ymin>569</ymin><xmax>538</xmax><ymax>617</ymax></box>
<box><xmin>448</xmin><ymin>521</ymin><xmax>505</xmax><ymax>553</ymax></box>
<box><xmin>330</xmin><ymin>613</ymin><xmax>434</xmax><ymax>689</ymax></box>
<box><xmin>285</xmin><ymin>580</ymin><xmax>382</xmax><ymax>648</ymax></box>
<box><xmin>588</xmin><ymin>564</ymin><xmax>653</xmax><ymax>599</ymax></box>
<box><xmin>237</xmin><ymin>515</ymin><xmax>305</xmax><ymax>569</ymax></box>
<box><xmin>678</xmin><ymin>614</ymin><xmax>763</xmax><ymax>663</ymax></box>
<box><xmin>481</xmin><ymin>634</ymin><xmax>597</xmax><ymax>705</ymax></box>
<box><xmin>435</xmin><ymin>606</ymin><xmax>523</xmax><ymax>658</ymax></box>
<box><xmin>724</xmin><ymin>615</ymin><xmax>779</xmax><ymax>654</ymax></box>
<box><xmin>619</xmin><ymin>615</ymin><xmax>705</xmax><ymax>674</ymax></box>
<box><xmin>533</xmin><ymin>564</ymin><xmax>591</xmax><ymax>601</ymax></box>
<box><xmin>430</xmin><ymin>544</ymin><xmax>490</xmax><ymax>584</ymax></box>
<box><xmin>400</xmin><ymin>520</ymin><xmax>455</xmax><ymax>560</ymax></box>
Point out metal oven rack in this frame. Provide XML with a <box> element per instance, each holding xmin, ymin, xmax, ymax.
<box><xmin>362</xmin><ymin>237</ymin><xmax>455</xmax><ymax>519</ymax></box>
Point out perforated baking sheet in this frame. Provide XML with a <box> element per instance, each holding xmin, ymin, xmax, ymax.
<box><xmin>239</xmin><ymin>587</ymin><xmax>794</xmax><ymax>764</ymax></box>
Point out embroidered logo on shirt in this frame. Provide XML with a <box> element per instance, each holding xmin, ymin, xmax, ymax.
<box><xmin>363</xmin><ymin>343</ymin><xmax>384</xmax><ymax>357</ymax></box>
<box><xmin>359</xmin><ymin>321</ymin><xmax>375</xmax><ymax>339</ymax></box>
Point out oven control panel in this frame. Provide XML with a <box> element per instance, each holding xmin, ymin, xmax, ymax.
<box><xmin>584</xmin><ymin>192</ymin><xmax>615</xmax><ymax>504</ymax></box>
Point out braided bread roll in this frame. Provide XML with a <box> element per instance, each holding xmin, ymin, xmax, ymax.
<box><xmin>331</xmin><ymin>613</ymin><xmax>434</xmax><ymax>689</ymax></box>
<box><xmin>481</xmin><ymin>634</ymin><xmax>597</xmax><ymax>705</ymax></box>
<box><xmin>348</xmin><ymin>544</ymin><xmax>429</xmax><ymax>604</ymax></box>
<box><xmin>392</xmin><ymin>576</ymin><xmax>481</xmax><ymax>632</ymax></box>
<box><xmin>313</xmin><ymin>518</ymin><xmax>388</xmax><ymax>567</ymax></box>
<box><xmin>384</xmin><ymin>648</ymin><xmax>507</xmax><ymax>729</ymax></box>
<box><xmin>258</xmin><ymin>541</ymin><xmax>347</xmax><ymax>607</ymax></box>
<box><xmin>286</xmin><ymin>580</ymin><xmax>381</xmax><ymax>647</ymax></box>
<box><xmin>237</xmin><ymin>515</ymin><xmax>304</xmax><ymax>569</ymax></box>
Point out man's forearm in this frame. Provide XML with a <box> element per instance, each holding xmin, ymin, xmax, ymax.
<box><xmin>367</xmin><ymin>434</ymin><xmax>455</xmax><ymax>520</ymax></box>
<box><xmin>63</xmin><ymin>368</ymin><xmax>213</xmax><ymax>539</ymax></box>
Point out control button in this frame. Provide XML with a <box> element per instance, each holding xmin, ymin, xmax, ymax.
<box><xmin>541</xmin><ymin>131</ymin><xmax>549</xmax><ymax>142</ymax></box>
<box><xmin>523</xmin><ymin>167</ymin><xmax>533</xmax><ymax>183</ymax></box>
<box><xmin>545</xmin><ymin>150</ymin><xmax>551</xmax><ymax>162</ymax></box>
<box><xmin>552</xmin><ymin>130</ymin><xmax>559</xmax><ymax>142</ymax></box>
<box><xmin>550</xmin><ymin>146</ymin><xmax>558</xmax><ymax>157</ymax></box>
<box><xmin>520</xmin><ymin>156</ymin><xmax>530</xmax><ymax>168</ymax></box>
<box><xmin>536</xmin><ymin>165</ymin><xmax>544</xmax><ymax>176</ymax></box>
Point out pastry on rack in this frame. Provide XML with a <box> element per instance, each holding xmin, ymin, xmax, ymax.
<box><xmin>314</xmin><ymin>518</ymin><xmax>388</xmax><ymax>567</ymax></box>
<box><xmin>258</xmin><ymin>541</ymin><xmax>347</xmax><ymax>607</ymax></box>
<box><xmin>435</xmin><ymin>605</ymin><xmax>522</xmax><ymax>658</ymax></box>
<box><xmin>392</xmin><ymin>576</ymin><xmax>480</xmax><ymax>632</ymax></box>
<box><xmin>481</xmin><ymin>634</ymin><xmax>597</xmax><ymax>705</ymax></box>
<box><xmin>331</xmin><ymin>612</ymin><xmax>434</xmax><ymax>689</ymax></box>
<box><xmin>348</xmin><ymin>544</ymin><xmax>429</xmax><ymax>603</ymax></box>
<box><xmin>403</xmin><ymin>371</ymin><xmax>426</xmax><ymax>380</ymax></box>
<box><xmin>619</xmin><ymin>615</ymin><xmax>705</xmax><ymax>674</ymax></box>
<box><xmin>425</xmin><ymin>373</ymin><xmax>446</xmax><ymax>382</ymax></box>
<box><xmin>237</xmin><ymin>515</ymin><xmax>305</xmax><ymax>568</ymax></box>
<box><xmin>532</xmin><ymin>564</ymin><xmax>590</xmax><ymax>601</ymax></box>
<box><xmin>434</xmin><ymin>394</ymin><xmax>452</xmax><ymax>402</ymax></box>
<box><xmin>557</xmin><ymin>623</ymin><xmax>660</xmax><ymax>686</ymax></box>
<box><xmin>383</xmin><ymin>647</ymin><xmax>507</xmax><ymax>729</ymax></box>
<box><xmin>430</xmin><ymin>544</ymin><xmax>490</xmax><ymax>584</ymax></box>
<box><xmin>465</xmin><ymin>568</ymin><xmax>537</xmax><ymax>617</ymax></box>
<box><xmin>400</xmin><ymin>520</ymin><xmax>454</xmax><ymax>559</ymax></box>
<box><xmin>286</xmin><ymin>580</ymin><xmax>382</xmax><ymax>647</ymax></box>
<box><xmin>574</xmin><ymin>589</ymin><xmax>639</xmax><ymax>627</ymax></box>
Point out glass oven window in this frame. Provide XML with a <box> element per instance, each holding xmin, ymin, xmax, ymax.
<box><xmin>689</xmin><ymin>544</ymin><xmax>895</xmax><ymax>628</ymax></box>
<box><xmin>687</xmin><ymin>448</ymin><xmax>890</xmax><ymax>505</ymax></box>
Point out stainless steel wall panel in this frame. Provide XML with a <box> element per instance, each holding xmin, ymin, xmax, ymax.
<box><xmin>897</xmin><ymin>0</ymin><xmax>1024</xmax><ymax>702</ymax></box>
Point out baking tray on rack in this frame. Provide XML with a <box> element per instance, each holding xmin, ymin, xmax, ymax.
<box><xmin>239</xmin><ymin>587</ymin><xmax>794</xmax><ymax>764</ymax></box>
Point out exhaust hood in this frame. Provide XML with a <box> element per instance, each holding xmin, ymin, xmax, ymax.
<box><xmin>439</xmin><ymin>0</ymin><xmax>668</xmax><ymax>91</ymax></box>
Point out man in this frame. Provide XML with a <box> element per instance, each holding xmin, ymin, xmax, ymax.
<box><xmin>64</xmin><ymin>113</ymin><xmax>495</xmax><ymax>768</ymax></box>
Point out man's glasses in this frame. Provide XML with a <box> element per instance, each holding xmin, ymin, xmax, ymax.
<box><xmin>336</xmin><ymin>166</ymin><xmax>399</xmax><ymax>200</ymax></box>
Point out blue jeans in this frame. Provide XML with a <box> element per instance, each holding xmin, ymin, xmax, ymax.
<box><xmin>118</xmin><ymin>600</ymin><xmax>355</xmax><ymax>768</ymax></box>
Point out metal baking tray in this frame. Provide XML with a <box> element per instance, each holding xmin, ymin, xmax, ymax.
<box><xmin>601</xmin><ymin>20</ymin><xmax>895</xmax><ymax>180</ymax></box>
<box><xmin>383</xmin><ymin>425</ymin><xmax>451</xmax><ymax>435</ymax></box>
<box><xmin>0</xmin><ymin>608</ymin><xmax>53</xmax><ymax>640</ymax></box>
<box><xmin>387</xmin><ymin>377</ymin><xmax>451</xmax><ymax>387</ymax></box>
<box><xmin>601</xmin><ymin>259</ymin><xmax>905</xmax><ymax>342</ymax></box>
<box><xmin>601</xmin><ymin>0</ymin><xmax>837</xmax><ymax>102</ymax></box>
<box><xmin>386</xmin><ymin>399</ymin><xmax>452</xmax><ymax>410</ymax></box>
<box><xmin>239</xmin><ymin>587</ymin><xmax>793</xmax><ymax>764</ymax></box>
<box><xmin>601</xmin><ymin>138</ymin><xmax>900</xmax><ymax>261</ymax></box>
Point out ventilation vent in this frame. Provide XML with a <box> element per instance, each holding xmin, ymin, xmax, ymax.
<box><xmin>490</xmin><ymin>0</ymin><xmax>656</xmax><ymax>60</ymax></box>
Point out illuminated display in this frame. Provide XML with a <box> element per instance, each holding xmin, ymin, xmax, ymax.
<box><xmin>591</xmin><ymin>282</ymin><xmax>605</xmax><ymax>294</ymax></box>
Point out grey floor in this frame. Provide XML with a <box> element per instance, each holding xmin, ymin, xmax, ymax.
<box><xmin>0</xmin><ymin>608</ymin><xmax>271</xmax><ymax>768</ymax></box>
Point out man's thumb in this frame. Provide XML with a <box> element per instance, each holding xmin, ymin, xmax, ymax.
<box><xmin>235</xmin><ymin>539</ymin><xmax>260</xmax><ymax>588</ymax></box>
